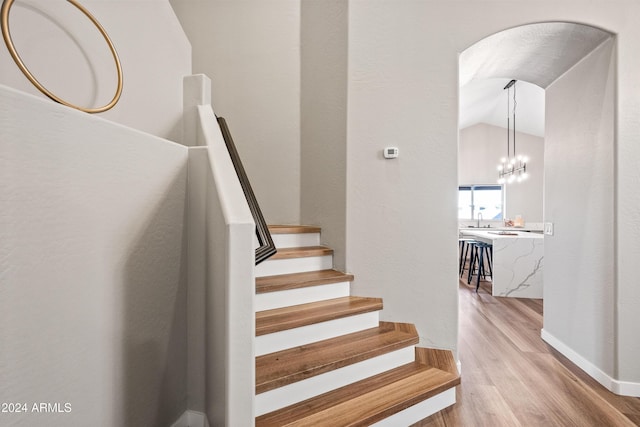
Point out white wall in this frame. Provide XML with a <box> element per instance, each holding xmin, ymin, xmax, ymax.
<box><xmin>459</xmin><ymin>123</ymin><xmax>544</xmax><ymax>223</ymax></box>
<box><xmin>543</xmin><ymin>40</ymin><xmax>616</xmax><ymax>378</ymax></box>
<box><xmin>0</xmin><ymin>86</ymin><xmax>189</xmax><ymax>426</ymax></box>
<box><xmin>196</xmin><ymin>98</ymin><xmax>256</xmax><ymax>427</ymax></box>
<box><xmin>0</xmin><ymin>0</ymin><xmax>190</xmax><ymax>142</ymax></box>
<box><xmin>347</xmin><ymin>1</ymin><xmax>460</xmax><ymax>350</ymax></box>
<box><xmin>346</xmin><ymin>0</ymin><xmax>640</xmax><ymax>389</ymax></box>
<box><xmin>300</xmin><ymin>0</ymin><xmax>349</xmax><ymax>270</ymax></box>
<box><xmin>166</xmin><ymin>0</ymin><xmax>640</xmax><ymax>390</ymax></box>
<box><xmin>183</xmin><ymin>75</ymin><xmax>256</xmax><ymax>424</ymax></box>
<box><xmin>169</xmin><ymin>0</ymin><xmax>301</xmax><ymax>224</ymax></box>
<box><xmin>613</xmin><ymin>16</ymin><xmax>640</xmax><ymax>391</ymax></box>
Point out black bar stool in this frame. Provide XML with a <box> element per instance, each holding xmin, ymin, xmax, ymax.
<box><xmin>467</xmin><ymin>241</ymin><xmax>493</xmax><ymax>292</ymax></box>
<box><xmin>458</xmin><ymin>238</ymin><xmax>475</xmax><ymax>277</ymax></box>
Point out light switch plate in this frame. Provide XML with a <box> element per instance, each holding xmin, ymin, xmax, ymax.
<box><xmin>544</xmin><ymin>222</ymin><xmax>554</xmax><ymax>236</ymax></box>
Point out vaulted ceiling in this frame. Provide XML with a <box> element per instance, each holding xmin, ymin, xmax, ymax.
<box><xmin>459</xmin><ymin>23</ymin><xmax>612</xmax><ymax>137</ymax></box>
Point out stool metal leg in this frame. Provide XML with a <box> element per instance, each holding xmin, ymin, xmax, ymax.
<box><xmin>459</xmin><ymin>240</ymin><xmax>471</xmax><ymax>277</ymax></box>
<box><xmin>459</xmin><ymin>240</ymin><xmax>465</xmax><ymax>276</ymax></box>
<box><xmin>485</xmin><ymin>246</ymin><xmax>493</xmax><ymax>278</ymax></box>
<box><xmin>467</xmin><ymin>244</ymin><xmax>477</xmax><ymax>285</ymax></box>
<box><xmin>476</xmin><ymin>246</ymin><xmax>484</xmax><ymax>292</ymax></box>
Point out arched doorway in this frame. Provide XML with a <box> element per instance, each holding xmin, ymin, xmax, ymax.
<box><xmin>458</xmin><ymin>21</ymin><xmax>617</xmax><ymax>385</ymax></box>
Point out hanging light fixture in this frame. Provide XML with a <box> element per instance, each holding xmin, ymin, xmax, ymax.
<box><xmin>497</xmin><ymin>79</ymin><xmax>528</xmax><ymax>184</ymax></box>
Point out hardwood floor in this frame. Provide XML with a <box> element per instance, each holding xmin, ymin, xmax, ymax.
<box><xmin>414</xmin><ymin>280</ymin><xmax>640</xmax><ymax>426</ymax></box>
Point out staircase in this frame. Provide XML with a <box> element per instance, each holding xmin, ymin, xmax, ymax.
<box><xmin>254</xmin><ymin>225</ymin><xmax>460</xmax><ymax>426</ymax></box>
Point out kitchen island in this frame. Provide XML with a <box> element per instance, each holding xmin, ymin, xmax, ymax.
<box><xmin>460</xmin><ymin>229</ymin><xmax>544</xmax><ymax>298</ymax></box>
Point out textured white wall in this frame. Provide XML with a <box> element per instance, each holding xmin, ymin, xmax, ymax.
<box><xmin>613</xmin><ymin>16</ymin><xmax>640</xmax><ymax>389</ymax></box>
<box><xmin>300</xmin><ymin>0</ymin><xmax>348</xmax><ymax>270</ymax></box>
<box><xmin>544</xmin><ymin>40</ymin><xmax>616</xmax><ymax>377</ymax></box>
<box><xmin>346</xmin><ymin>1</ymin><xmax>640</xmax><ymax>388</ymax></box>
<box><xmin>166</xmin><ymin>0</ymin><xmax>640</xmax><ymax>388</ymax></box>
<box><xmin>170</xmin><ymin>0</ymin><xmax>301</xmax><ymax>224</ymax></box>
<box><xmin>0</xmin><ymin>0</ymin><xmax>191</xmax><ymax>142</ymax></box>
<box><xmin>459</xmin><ymin>123</ymin><xmax>544</xmax><ymax>222</ymax></box>
<box><xmin>0</xmin><ymin>86</ymin><xmax>189</xmax><ymax>426</ymax></box>
<box><xmin>347</xmin><ymin>1</ymin><xmax>460</xmax><ymax>350</ymax></box>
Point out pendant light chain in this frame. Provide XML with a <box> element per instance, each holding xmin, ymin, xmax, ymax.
<box><xmin>513</xmin><ymin>82</ymin><xmax>517</xmax><ymax>160</ymax></box>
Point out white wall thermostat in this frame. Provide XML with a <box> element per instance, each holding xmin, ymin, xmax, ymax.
<box><xmin>383</xmin><ymin>147</ymin><xmax>399</xmax><ymax>159</ymax></box>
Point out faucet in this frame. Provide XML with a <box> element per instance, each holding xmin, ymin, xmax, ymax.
<box><xmin>477</xmin><ymin>212</ymin><xmax>483</xmax><ymax>228</ymax></box>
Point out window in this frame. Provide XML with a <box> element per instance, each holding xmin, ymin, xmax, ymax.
<box><xmin>458</xmin><ymin>185</ymin><xmax>503</xmax><ymax>220</ymax></box>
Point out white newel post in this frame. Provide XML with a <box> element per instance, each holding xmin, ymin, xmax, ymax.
<box><xmin>184</xmin><ymin>74</ymin><xmax>256</xmax><ymax>427</ymax></box>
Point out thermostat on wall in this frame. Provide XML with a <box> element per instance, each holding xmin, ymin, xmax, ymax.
<box><xmin>383</xmin><ymin>147</ymin><xmax>399</xmax><ymax>159</ymax></box>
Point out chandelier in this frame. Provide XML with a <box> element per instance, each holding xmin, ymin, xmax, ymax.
<box><xmin>497</xmin><ymin>79</ymin><xmax>528</xmax><ymax>184</ymax></box>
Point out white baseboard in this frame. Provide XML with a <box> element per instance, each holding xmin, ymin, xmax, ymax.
<box><xmin>541</xmin><ymin>329</ymin><xmax>640</xmax><ymax>397</ymax></box>
<box><xmin>170</xmin><ymin>410</ymin><xmax>210</xmax><ymax>427</ymax></box>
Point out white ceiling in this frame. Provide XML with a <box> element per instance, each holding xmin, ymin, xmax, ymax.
<box><xmin>459</xmin><ymin>23</ymin><xmax>612</xmax><ymax>137</ymax></box>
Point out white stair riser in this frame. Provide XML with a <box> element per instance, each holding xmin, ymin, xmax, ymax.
<box><xmin>256</xmin><ymin>255</ymin><xmax>332</xmax><ymax>277</ymax></box>
<box><xmin>256</xmin><ymin>282</ymin><xmax>351</xmax><ymax>312</ymax></box>
<box><xmin>255</xmin><ymin>346</ymin><xmax>416</xmax><ymax>416</ymax></box>
<box><xmin>254</xmin><ymin>230</ymin><xmax>457</xmax><ymax>424</ymax></box>
<box><xmin>271</xmin><ymin>232</ymin><xmax>320</xmax><ymax>249</ymax></box>
<box><xmin>370</xmin><ymin>388</ymin><xmax>456</xmax><ymax>427</ymax></box>
<box><xmin>255</xmin><ymin>311</ymin><xmax>379</xmax><ymax>356</ymax></box>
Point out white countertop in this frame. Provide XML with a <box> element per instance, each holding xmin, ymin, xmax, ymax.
<box><xmin>461</xmin><ymin>229</ymin><xmax>544</xmax><ymax>240</ymax></box>
<box><xmin>459</xmin><ymin>226</ymin><xmax>542</xmax><ymax>232</ymax></box>
<box><xmin>459</xmin><ymin>222</ymin><xmax>544</xmax><ymax>232</ymax></box>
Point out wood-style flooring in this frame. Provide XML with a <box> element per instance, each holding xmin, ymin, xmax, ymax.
<box><xmin>414</xmin><ymin>280</ymin><xmax>640</xmax><ymax>426</ymax></box>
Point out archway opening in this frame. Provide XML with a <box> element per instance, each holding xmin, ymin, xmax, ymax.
<box><xmin>458</xmin><ymin>23</ymin><xmax>616</xmax><ymax>371</ymax></box>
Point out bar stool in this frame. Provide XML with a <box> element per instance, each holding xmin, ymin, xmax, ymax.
<box><xmin>467</xmin><ymin>241</ymin><xmax>493</xmax><ymax>292</ymax></box>
<box><xmin>458</xmin><ymin>238</ymin><xmax>475</xmax><ymax>277</ymax></box>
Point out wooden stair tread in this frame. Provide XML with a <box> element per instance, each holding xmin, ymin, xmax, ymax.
<box><xmin>415</xmin><ymin>347</ymin><xmax>459</xmax><ymax>376</ymax></box>
<box><xmin>269</xmin><ymin>225</ymin><xmax>321</xmax><ymax>234</ymax></box>
<box><xmin>255</xmin><ymin>350</ymin><xmax>460</xmax><ymax>426</ymax></box>
<box><xmin>256</xmin><ymin>296</ymin><xmax>382</xmax><ymax>336</ymax></box>
<box><xmin>257</xmin><ymin>226</ymin><xmax>461</xmax><ymax>423</ymax></box>
<box><xmin>256</xmin><ymin>269</ymin><xmax>354</xmax><ymax>294</ymax></box>
<box><xmin>256</xmin><ymin>322</ymin><xmax>418</xmax><ymax>394</ymax></box>
<box><xmin>269</xmin><ymin>246</ymin><xmax>332</xmax><ymax>260</ymax></box>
